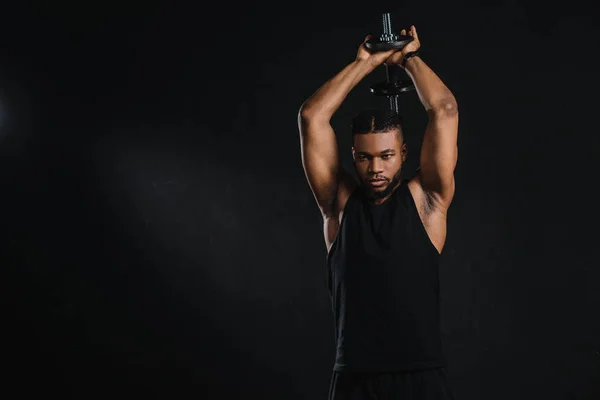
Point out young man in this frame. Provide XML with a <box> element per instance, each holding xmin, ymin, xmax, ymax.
<box><xmin>298</xmin><ymin>26</ymin><xmax>459</xmax><ymax>399</ymax></box>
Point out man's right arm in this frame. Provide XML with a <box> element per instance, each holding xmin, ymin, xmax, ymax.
<box><xmin>297</xmin><ymin>59</ymin><xmax>374</xmax><ymax>218</ymax></box>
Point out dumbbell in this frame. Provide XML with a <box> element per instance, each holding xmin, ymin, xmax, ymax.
<box><xmin>365</xmin><ymin>13</ymin><xmax>415</xmax><ymax>113</ymax></box>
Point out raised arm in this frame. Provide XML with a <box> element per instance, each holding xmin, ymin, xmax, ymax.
<box><xmin>386</xmin><ymin>26</ymin><xmax>459</xmax><ymax>209</ymax></box>
<box><xmin>298</xmin><ymin>36</ymin><xmax>395</xmax><ymax>219</ymax></box>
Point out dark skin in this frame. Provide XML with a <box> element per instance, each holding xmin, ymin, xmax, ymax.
<box><xmin>352</xmin><ymin>130</ymin><xmax>407</xmax><ymax>203</ymax></box>
<box><xmin>299</xmin><ymin>25</ymin><xmax>458</xmax><ymax>255</ymax></box>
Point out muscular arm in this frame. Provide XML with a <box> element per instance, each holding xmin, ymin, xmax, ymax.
<box><xmin>404</xmin><ymin>56</ymin><xmax>459</xmax><ymax>208</ymax></box>
<box><xmin>298</xmin><ymin>59</ymin><xmax>373</xmax><ymax>218</ymax></box>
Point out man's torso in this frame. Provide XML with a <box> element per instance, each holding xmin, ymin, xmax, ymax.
<box><xmin>325</xmin><ymin>171</ymin><xmax>448</xmax><ymax>257</ymax></box>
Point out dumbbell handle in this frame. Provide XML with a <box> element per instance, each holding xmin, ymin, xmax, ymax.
<box><xmin>383</xmin><ymin>13</ymin><xmax>392</xmax><ymax>35</ymax></box>
<box><xmin>368</xmin><ymin>12</ymin><xmax>415</xmax><ymax>114</ymax></box>
<box><xmin>385</xmin><ymin>64</ymin><xmax>403</xmax><ymax>83</ymax></box>
<box><xmin>380</xmin><ymin>12</ymin><xmax>398</xmax><ymax>42</ymax></box>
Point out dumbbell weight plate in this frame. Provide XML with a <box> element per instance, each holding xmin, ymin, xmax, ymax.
<box><xmin>365</xmin><ymin>35</ymin><xmax>413</xmax><ymax>52</ymax></box>
<box><xmin>370</xmin><ymin>80</ymin><xmax>415</xmax><ymax>96</ymax></box>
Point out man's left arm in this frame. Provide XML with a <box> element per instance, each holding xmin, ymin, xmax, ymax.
<box><xmin>403</xmin><ymin>54</ymin><xmax>459</xmax><ymax>209</ymax></box>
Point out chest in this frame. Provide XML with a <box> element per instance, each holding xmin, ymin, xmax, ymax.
<box><xmin>342</xmin><ymin>200</ymin><xmax>418</xmax><ymax>256</ymax></box>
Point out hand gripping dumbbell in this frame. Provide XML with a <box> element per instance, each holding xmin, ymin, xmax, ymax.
<box><xmin>365</xmin><ymin>12</ymin><xmax>415</xmax><ymax>114</ymax></box>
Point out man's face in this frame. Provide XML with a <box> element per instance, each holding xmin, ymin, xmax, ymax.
<box><xmin>352</xmin><ymin>130</ymin><xmax>407</xmax><ymax>200</ymax></box>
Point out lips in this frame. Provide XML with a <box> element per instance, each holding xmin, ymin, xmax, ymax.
<box><xmin>368</xmin><ymin>179</ymin><xmax>387</xmax><ymax>187</ymax></box>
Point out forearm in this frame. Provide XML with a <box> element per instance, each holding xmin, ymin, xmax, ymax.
<box><xmin>300</xmin><ymin>59</ymin><xmax>374</xmax><ymax>121</ymax></box>
<box><xmin>403</xmin><ymin>56</ymin><xmax>457</xmax><ymax>113</ymax></box>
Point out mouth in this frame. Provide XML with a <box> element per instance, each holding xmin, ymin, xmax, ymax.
<box><xmin>368</xmin><ymin>179</ymin><xmax>387</xmax><ymax>187</ymax></box>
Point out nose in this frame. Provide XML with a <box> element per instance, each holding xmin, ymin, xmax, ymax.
<box><xmin>368</xmin><ymin>158</ymin><xmax>383</xmax><ymax>174</ymax></box>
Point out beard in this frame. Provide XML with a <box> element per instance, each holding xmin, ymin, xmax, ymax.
<box><xmin>358</xmin><ymin>167</ymin><xmax>404</xmax><ymax>202</ymax></box>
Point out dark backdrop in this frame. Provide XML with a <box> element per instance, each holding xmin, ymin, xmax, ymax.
<box><xmin>1</xmin><ymin>1</ymin><xmax>599</xmax><ymax>399</ymax></box>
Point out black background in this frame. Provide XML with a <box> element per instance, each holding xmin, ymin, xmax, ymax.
<box><xmin>1</xmin><ymin>0</ymin><xmax>599</xmax><ymax>398</ymax></box>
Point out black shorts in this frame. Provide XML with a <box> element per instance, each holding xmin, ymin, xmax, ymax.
<box><xmin>328</xmin><ymin>368</ymin><xmax>457</xmax><ymax>400</ymax></box>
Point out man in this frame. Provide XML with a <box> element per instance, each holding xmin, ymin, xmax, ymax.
<box><xmin>297</xmin><ymin>25</ymin><xmax>459</xmax><ymax>399</ymax></box>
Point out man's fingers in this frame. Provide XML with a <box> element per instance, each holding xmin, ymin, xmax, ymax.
<box><xmin>389</xmin><ymin>52</ymin><xmax>402</xmax><ymax>62</ymax></box>
<box><xmin>411</xmin><ymin>25</ymin><xmax>419</xmax><ymax>40</ymax></box>
<box><xmin>400</xmin><ymin>29</ymin><xmax>406</xmax><ymax>35</ymax></box>
<box><xmin>381</xmin><ymin>48</ymin><xmax>398</xmax><ymax>61</ymax></box>
<box><xmin>383</xmin><ymin>52</ymin><xmax>399</xmax><ymax>65</ymax></box>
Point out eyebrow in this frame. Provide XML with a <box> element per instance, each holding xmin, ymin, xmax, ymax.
<box><xmin>357</xmin><ymin>149</ymin><xmax>395</xmax><ymax>156</ymax></box>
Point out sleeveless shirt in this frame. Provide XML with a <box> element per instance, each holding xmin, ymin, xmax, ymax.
<box><xmin>326</xmin><ymin>178</ymin><xmax>446</xmax><ymax>372</ymax></box>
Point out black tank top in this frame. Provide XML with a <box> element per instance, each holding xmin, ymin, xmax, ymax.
<box><xmin>326</xmin><ymin>178</ymin><xmax>446</xmax><ymax>372</ymax></box>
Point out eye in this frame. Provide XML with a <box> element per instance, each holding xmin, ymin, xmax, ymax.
<box><xmin>382</xmin><ymin>154</ymin><xmax>393</xmax><ymax>160</ymax></box>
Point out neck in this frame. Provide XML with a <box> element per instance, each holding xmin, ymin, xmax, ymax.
<box><xmin>369</xmin><ymin>178</ymin><xmax>403</xmax><ymax>205</ymax></box>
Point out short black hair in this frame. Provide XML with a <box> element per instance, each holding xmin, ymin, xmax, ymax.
<box><xmin>351</xmin><ymin>108</ymin><xmax>404</xmax><ymax>140</ymax></box>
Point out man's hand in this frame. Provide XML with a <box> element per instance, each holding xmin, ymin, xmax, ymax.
<box><xmin>355</xmin><ymin>35</ymin><xmax>397</xmax><ymax>70</ymax></box>
<box><xmin>384</xmin><ymin>25</ymin><xmax>421</xmax><ymax>67</ymax></box>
